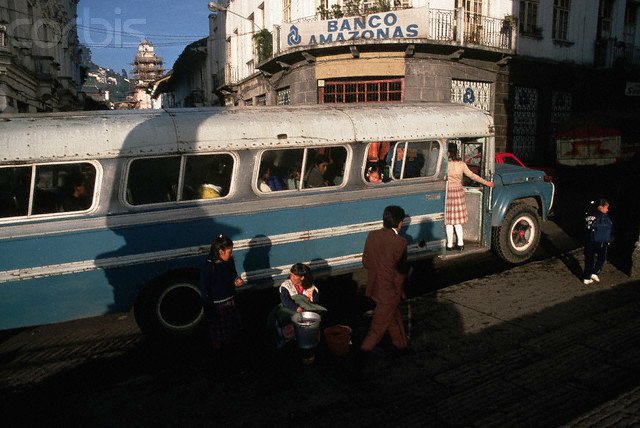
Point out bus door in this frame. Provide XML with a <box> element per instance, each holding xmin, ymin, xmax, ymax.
<box><xmin>447</xmin><ymin>138</ymin><xmax>490</xmax><ymax>248</ymax></box>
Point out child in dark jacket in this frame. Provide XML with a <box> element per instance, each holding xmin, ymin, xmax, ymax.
<box><xmin>583</xmin><ymin>199</ymin><xmax>614</xmax><ymax>285</ymax></box>
<box><xmin>200</xmin><ymin>234</ymin><xmax>244</xmax><ymax>350</ymax></box>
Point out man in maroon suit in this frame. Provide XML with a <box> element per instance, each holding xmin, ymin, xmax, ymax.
<box><xmin>360</xmin><ymin>205</ymin><xmax>408</xmax><ymax>353</ymax></box>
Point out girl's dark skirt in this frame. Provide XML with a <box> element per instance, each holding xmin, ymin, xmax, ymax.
<box><xmin>446</xmin><ymin>184</ymin><xmax>468</xmax><ymax>225</ymax></box>
<box><xmin>205</xmin><ymin>297</ymin><xmax>241</xmax><ymax>350</ymax></box>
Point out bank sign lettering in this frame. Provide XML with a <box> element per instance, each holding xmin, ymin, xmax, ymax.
<box><xmin>282</xmin><ymin>7</ymin><xmax>428</xmax><ymax>50</ymax></box>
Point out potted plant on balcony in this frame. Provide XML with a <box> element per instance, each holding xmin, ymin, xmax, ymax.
<box><xmin>343</xmin><ymin>0</ymin><xmax>362</xmax><ymax>17</ymax></box>
<box><xmin>317</xmin><ymin>4</ymin><xmax>330</xmax><ymax>20</ymax></box>
<box><xmin>502</xmin><ymin>15</ymin><xmax>517</xmax><ymax>34</ymax></box>
<box><xmin>253</xmin><ymin>29</ymin><xmax>273</xmax><ymax>63</ymax></box>
<box><xmin>368</xmin><ymin>0</ymin><xmax>392</xmax><ymax>13</ymax></box>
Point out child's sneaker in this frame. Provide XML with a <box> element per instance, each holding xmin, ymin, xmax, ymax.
<box><xmin>591</xmin><ymin>274</ymin><xmax>600</xmax><ymax>282</ymax></box>
<box><xmin>583</xmin><ymin>278</ymin><xmax>594</xmax><ymax>285</ymax></box>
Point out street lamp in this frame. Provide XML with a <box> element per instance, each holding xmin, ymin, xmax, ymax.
<box><xmin>208</xmin><ymin>2</ymin><xmax>263</xmax><ymax>30</ymax></box>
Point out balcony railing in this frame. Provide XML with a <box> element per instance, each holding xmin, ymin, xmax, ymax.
<box><xmin>595</xmin><ymin>38</ymin><xmax>640</xmax><ymax>68</ymax></box>
<box><xmin>429</xmin><ymin>8</ymin><xmax>454</xmax><ymax>41</ymax></box>
<box><xmin>281</xmin><ymin>7</ymin><xmax>514</xmax><ymax>55</ymax></box>
<box><xmin>460</xmin><ymin>11</ymin><xmax>512</xmax><ymax>49</ymax></box>
<box><xmin>224</xmin><ymin>64</ymin><xmax>238</xmax><ymax>86</ymax></box>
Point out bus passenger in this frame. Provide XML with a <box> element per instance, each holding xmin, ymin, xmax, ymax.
<box><xmin>287</xmin><ymin>168</ymin><xmax>301</xmax><ymax>190</ymax></box>
<box><xmin>446</xmin><ymin>145</ymin><xmax>494</xmax><ymax>251</ymax></box>
<box><xmin>62</xmin><ymin>172</ymin><xmax>91</xmax><ymax>212</ymax></box>
<box><xmin>266</xmin><ymin>169</ymin><xmax>287</xmax><ymax>191</ymax></box>
<box><xmin>366</xmin><ymin>164</ymin><xmax>384</xmax><ymax>183</ymax></box>
<box><xmin>198</xmin><ymin>183</ymin><xmax>222</xmax><ymax>199</ymax></box>
<box><xmin>305</xmin><ymin>154</ymin><xmax>329</xmax><ymax>188</ymax></box>
<box><xmin>258</xmin><ymin>164</ymin><xmax>272</xmax><ymax>192</ymax></box>
<box><xmin>200</xmin><ymin>234</ymin><xmax>244</xmax><ymax>352</ymax></box>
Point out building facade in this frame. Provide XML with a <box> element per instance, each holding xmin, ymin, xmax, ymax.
<box><xmin>156</xmin><ymin>37</ymin><xmax>213</xmax><ymax>108</ymax></box>
<box><xmin>0</xmin><ymin>0</ymin><xmax>83</xmax><ymax>113</ymax></box>
<box><xmin>207</xmin><ymin>0</ymin><xmax>640</xmax><ymax>164</ymax></box>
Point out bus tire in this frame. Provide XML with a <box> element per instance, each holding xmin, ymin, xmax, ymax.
<box><xmin>134</xmin><ymin>273</ymin><xmax>204</xmax><ymax>339</ymax></box>
<box><xmin>492</xmin><ymin>203</ymin><xmax>541</xmax><ymax>264</ymax></box>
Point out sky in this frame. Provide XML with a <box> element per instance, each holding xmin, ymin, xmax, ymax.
<box><xmin>76</xmin><ymin>0</ymin><xmax>211</xmax><ymax>75</ymax></box>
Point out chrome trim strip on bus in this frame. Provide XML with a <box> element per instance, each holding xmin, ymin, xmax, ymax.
<box><xmin>243</xmin><ymin>240</ymin><xmax>443</xmax><ymax>283</ymax></box>
<box><xmin>0</xmin><ymin>213</ymin><xmax>442</xmax><ymax>283</ymax></box>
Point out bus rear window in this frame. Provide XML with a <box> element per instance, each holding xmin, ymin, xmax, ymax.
<box><xmin>126</xmin><ymin>153</ymin><xmax>234</xmax><ymax>205</ymax></box>
<box><xmin>0</xmin><ymin>162</ymin><xmax>96</xmax><ymax>218</ymax></box>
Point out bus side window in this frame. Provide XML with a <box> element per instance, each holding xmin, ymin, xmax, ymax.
<box><xmin>384</xmin><ymin>141</ymin><xmax>437</xmax><ymax>180</ymax></box>
<box><xmin>183</xmin><ymin>153</ymin><xmax>233</xmax><ymax>200</ymax></box>
<box><xmin>0</xmin><ymin>166</ymin><xmax>31</xmax><ymax>218</ymax></box>
<box><xmin>258</xmin><ymin>149</ymin><xmax>298</xmax><ymax>192</ymax></box>
<box><xmin>305</xmin><ymin>146</ymin><xmax>347</xmax><ymax>188</ymax></box>
<box><xmin>127</xmin><ymin>156</ymin><xmax>180</xmax><ymax>205</ymax></box>
<box><xmin>366</xmin><ymin>142</ymin><xmax>391</xmax><ymax>183</ymax></box>
<box><xmin>32</xmin><ymin>163</ymin><xmax>96</xmax><ymax>214</ymax></box>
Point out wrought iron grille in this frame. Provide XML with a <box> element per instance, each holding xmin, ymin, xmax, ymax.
<box><xmin>451</xmin><ymin>79</ymin><xmax>492</xmax><ymax>111</ymax></box>
<box><xmin>512</xmin><ymin>86</ymin><xmax>539</xmax><ymax>162</ymax></box>
<box><xmin>276</xmin><ymin>87</ymin><xmax>290</xmax><ymax>105</ymax></box>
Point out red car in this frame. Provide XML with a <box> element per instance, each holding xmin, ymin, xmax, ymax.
<box><xmin>495</xmin><ymin>152</ymin><xmax>555</xmax><ymax>182</ymax></box>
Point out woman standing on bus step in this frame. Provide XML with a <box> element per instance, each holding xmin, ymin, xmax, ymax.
<box><xmin>446</xmin><ymin>146</ymin><xmax>494</xmax><ymax>251</ymax></box>
<box><xmin>200</xmin><ymin>235</ymin><xmax>244</xmax><ymax>354</ymax></box>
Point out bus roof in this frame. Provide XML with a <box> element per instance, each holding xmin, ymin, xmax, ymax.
<box><xmin>0</xmin><ymin>103</ymin><xmax>493</xmax><ymax>163</ymax></box>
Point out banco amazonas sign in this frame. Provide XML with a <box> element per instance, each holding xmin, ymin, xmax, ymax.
<box><xmin>280</xmin><ymin>7</ymin><xmax>429</xmax><ymax>51</ymax></box>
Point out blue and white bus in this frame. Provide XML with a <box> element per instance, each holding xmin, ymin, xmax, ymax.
<box><xmin>0</xmin><ymin>103</ymin><xmax>554</xmax><ymax>338</ymax></box>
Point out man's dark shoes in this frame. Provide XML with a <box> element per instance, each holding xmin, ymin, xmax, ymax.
<box><xmin>389</xmin><ymin>345</ymin><xmax>413</xmax><ymax>360</ymax></box>
<box><xmin>351</xmin><ymin>349</ymin><xmax>370</xmax><ymax>382</ymax></box>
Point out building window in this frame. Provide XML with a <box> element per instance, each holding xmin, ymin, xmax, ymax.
<box><xmin>320</xmin><ymin>78</ymin><xmax>404</xmax><ymax>104</ymax></box>
<box><xmin>552</xmin><ymin>0</ymin><xmax>571</xmax><ymax>41</ymax></box>
<box><xmin>519</xmin><ymin>0</ymin><xmax>540</xmax><ymax>35</ymax></box>
<box><xmin>256</xmin><ymin>94</ymin><xmax>267</xmax><ymax>105</ymax></box>
<box><xmin>598</xmin><ymin>0</ymin><xmax>614</xmax><ymax>39</ymax></box>
<box><xmin>276</xmin><ymin>87</ymin><xmax>290</xmax><ymax>105</ymax></box>
<box><xmin>0</xmin><ymin>24</ymin><xmax>7</xmax><ymax>47</ymax></box>
<box><xmin>283</xmin><ymin>0</ymin><xmax>291</xmax><ymax>23</ymax></box>
<box><xmin>451</xmin><ymin>79</ymin><xmax>492</xmax><ymax>111</ymax></box>
<box><xmin>258</xmin><ymin>3</ymin><xmax>265</xmax><ymax>30</ymax></box>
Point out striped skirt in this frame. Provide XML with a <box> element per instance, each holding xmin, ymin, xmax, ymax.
<box><xmin>445</xmin><ymin>184</ymin><xmax>468</xmax><ymax>225</ymax></box>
